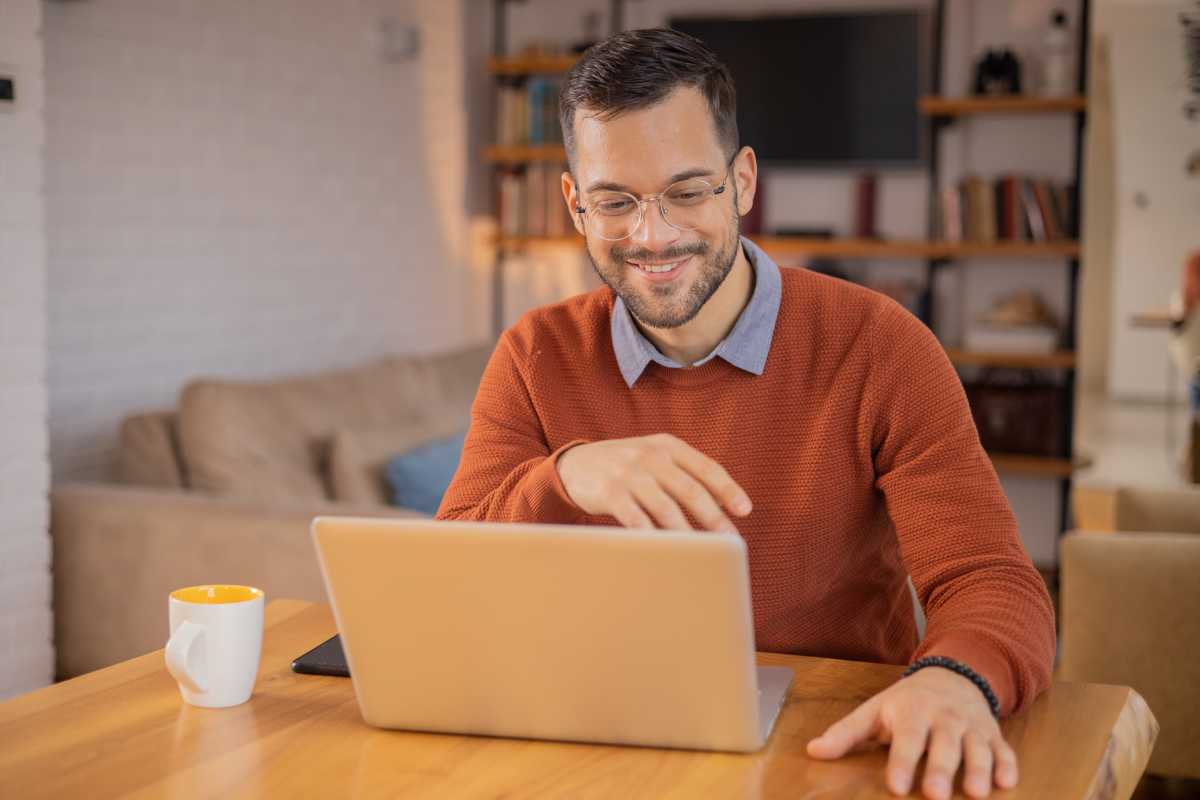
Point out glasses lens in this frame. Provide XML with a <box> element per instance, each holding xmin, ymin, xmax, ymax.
<box><xmin>661</xmin><ymin>179</ymin><xmax>716</xmax><ymax>232</ymax></box>
<box><xmin>587</xmin><ymin>192</ymin><xmax>640</xmax><ymax>240</ymax></box>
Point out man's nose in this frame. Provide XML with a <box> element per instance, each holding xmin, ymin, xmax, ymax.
<box><xmin>630</xmin><ymin>199</ymin><xmax>681</xmax><ymax>251</ymax></box>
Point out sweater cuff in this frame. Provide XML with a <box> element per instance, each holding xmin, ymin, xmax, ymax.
<box><xmin>915</xmin><ymin>638</ymin><xmax>1016</xmax><ymax>718</ymax></box>
<box><xmin>521</xmin><ymin>439</ymin><xmax>590</xmax><ymax>523</ymax></box>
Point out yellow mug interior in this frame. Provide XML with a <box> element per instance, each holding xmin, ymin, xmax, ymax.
<box><xmin>171</xmin><ymin>585</ymin><xmax>264</xmax><ymax>605</ymax></box>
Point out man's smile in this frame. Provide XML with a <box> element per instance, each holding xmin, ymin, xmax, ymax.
<box><xmin>627</xmin><ymin>254</ymin><xmax>693</xmax><ymax>282</ymax></box>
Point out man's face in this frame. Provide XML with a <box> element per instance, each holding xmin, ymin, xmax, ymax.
<box><xmin>563</xmin><ymin>87</ymin><xmax>752</xmax><ymax>330</ymax></box>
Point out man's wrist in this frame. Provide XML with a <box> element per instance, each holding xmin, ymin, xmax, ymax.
<box><xmin>903</xmin><ymin>656</ymin><xmax>1001</xmax><ymax>719</ymax></box>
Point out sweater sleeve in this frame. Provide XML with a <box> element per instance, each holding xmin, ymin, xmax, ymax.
<box><xmin>436</xmin><ymin>331</ymin><xmax>588</xmax><ymax>524</ymax></box>
<box><xmin>866</xmin><ymin>301</ymin><xmax>1056</xmax><ymax>717</ymax></box>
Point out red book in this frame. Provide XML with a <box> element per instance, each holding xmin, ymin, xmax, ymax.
<box><xmin>854</xmin><ymin>173</ymin><xmax>877</xmax><ymax>239</ymax></box>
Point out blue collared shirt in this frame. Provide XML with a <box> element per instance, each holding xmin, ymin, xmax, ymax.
<box><xmin>610</xmin><ymin>236</ymin><xmax>783</xmax><ymax>388</ymax></box>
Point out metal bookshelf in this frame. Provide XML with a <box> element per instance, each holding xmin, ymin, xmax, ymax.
<box><xmin>924</xmin><ymin>0</ymin><xmax>1091</xmax><ymax>547</ymax></box>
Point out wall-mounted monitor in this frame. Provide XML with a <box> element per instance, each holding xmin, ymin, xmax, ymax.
<box><xmin>671</xmin><ymin>11</ymin><xmax>928</xmax><ymax>168</ymax></box>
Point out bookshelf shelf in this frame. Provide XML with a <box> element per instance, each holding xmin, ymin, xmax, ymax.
<box><xmin>936</xmin><ymin>241</ymin><xmax>1081</xmax><ymax>259</ymax></box>
<box><xmin>751</xmin><ymin>237</ymin><xmax>1079</xmax><ymax>260</ymax></box>
<box><xmin>496</xmin><ymin>235</ymin><xmax>1081</xmax><ymax>260</ymax></box>
<box><xmin>988</xmin><ymin>452</ymin><xmax>1090</xmax><ymax>478</ymax></box>
<box><xmin>498</xmin><ymin>234</ymin><xmax>581</xmax><ymax>249</ymax></box>
<box><xmin>487</xmin><ymin>55</ymin><xmax>579</xmax><ymax>75</ymax></box>
<box><xmin>920</xmin><ymin>95</ymin><xmax>1088</xmax><ymax>116</ymax></box>
<box><xmin>945</xmin><ymin>348</ymin><xmax>1077</xmax><ymax>369</ymax></box>
<box><xmin>485</xmin><ymin>145</ymin><xmax>567</xmax><ymax>164</ymax></box>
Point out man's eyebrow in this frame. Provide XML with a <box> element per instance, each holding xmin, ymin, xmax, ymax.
<box><xmin>584</xmin><ymin>166</ymin><xmax>716</xmax><ymax>195</ymax></box>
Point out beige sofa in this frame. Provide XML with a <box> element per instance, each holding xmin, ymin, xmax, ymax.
<box><xmin>51</xmin><ymin>345</ymin><xmax>493</xmax><ymax>679</ymax></box>
<box><xmin>1060</xmin><ymin>484</ymin><xmax>1200</xmax><ymax>779</ymax></box>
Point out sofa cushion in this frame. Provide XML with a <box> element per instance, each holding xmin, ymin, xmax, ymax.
<box><xmin>179</xmin><ymin>358</ymin><xmax>439</xmax><ymax>502</ymax></box>
<box><xmin>118</xmin><ymin>411</ymin><xmax>187</xmax><ymax>489</ymax></box>
<box><xmin>424</xmin><ymin>345</ymin><xmax>494</xmax><ymax>423</ymax></box>
<box><xmin>383</xmin><ymin>431</ymin><xmax>468</xmax><ymax>514</ymax></box>
<box><xmin>177</xmin><ymin>345</ymin><xmax>494</xmax><ymax>504</ymax></box>
<box><xmin>328</xmin><ymin>416</ymin><xmax>469</xmax><ymax>506</ymax></box>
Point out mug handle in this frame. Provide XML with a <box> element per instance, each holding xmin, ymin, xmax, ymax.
<box><xmin>165</xmin><ymin>620</ymin><xmax>208</xmax><ymax>693</ymax></box>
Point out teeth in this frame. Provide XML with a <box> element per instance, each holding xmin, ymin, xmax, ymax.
<box><xmin>635</xmin><ymin>259</ymin><xmax>684</xmax><ymax>274</ymax></box>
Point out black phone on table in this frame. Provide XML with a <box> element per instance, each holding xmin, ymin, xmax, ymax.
<box><xmin>291</xmin><ymin>634</ymin><xmax>349</xmax><ymax>677</ymax></box>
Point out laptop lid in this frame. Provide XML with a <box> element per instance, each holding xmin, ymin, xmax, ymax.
<box><xmin>311</xmin><ymin>516</ymin><xmax>777</xmax><ymax>752</ymax></box>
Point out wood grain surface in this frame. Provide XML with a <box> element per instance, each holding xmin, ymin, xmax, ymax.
<box><xmin>0</xmin><ymin>600</ymin><xmax>1156</xmax><ymax>799</ymax></box>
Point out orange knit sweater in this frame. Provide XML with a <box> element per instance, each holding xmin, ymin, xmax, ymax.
<box><xmin>438</xmin><ymin>267</ymin><xmax>1055</xmax><ymax>717</ymax></box>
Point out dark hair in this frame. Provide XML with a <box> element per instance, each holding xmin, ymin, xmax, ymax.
<box><xmin>558</xmin><ymin>28</ymin><xmax>739</xmax><ymax>169</ymax></box>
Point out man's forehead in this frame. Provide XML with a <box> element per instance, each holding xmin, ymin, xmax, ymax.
<box><xmin>570</xmin><ymin>87</ymin><xmax>723</xmax><ymax>191</ymax></box>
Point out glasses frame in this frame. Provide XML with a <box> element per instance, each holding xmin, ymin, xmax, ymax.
<box><xmin>573</xmin><ymin>153</ymin><xmax>739</xmax><ymax>242</ymax></box>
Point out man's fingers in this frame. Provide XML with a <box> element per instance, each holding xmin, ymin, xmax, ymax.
<box><xmin>610</xmin><ymin>495</ymin><xmax>655</xmax><ymax>530</ymax></box>
<box><xmin>629</xmin><ymin>478</ymin><xmax>692</xmax><ymax>531</ymax></box>
<box><xmin>654</xmin><ymin>463</ymin><xmax>737</xmax><ymax>532</ymax></box>
<box><xmin>961</xmin><ymin>731</ymin><xmax>994</xmax><ymax>799</ymax></box>
<box><xmin>805</xmin><ymin>698</ymin><xmax>881</xmax><ymax>760</ymax></box>
<box><xmin>920</xmin><ymin>723</ymin><xmax>965</xmax><ymax>800</ymax></box>
<box><xmin>992</xmin><ymin>737</ymin><xmax>1019</xmax><ymax>789</ymax></box>
<box><xmin>664</xmin><ymin>437</ymin><xmax>753</xmax><ymax>516</ymax></box>
<box><xmin>885</xmin><ymin>722</ymin><xmax>931</xmax><ymax>797</ymax></box>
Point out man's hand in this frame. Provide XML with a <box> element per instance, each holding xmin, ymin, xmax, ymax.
<box><xmin>806</xmin><ymin>666</ymin><xmax>1018</xmax><ymax>799</ymax></box>
<box><xmin>556</xmin><ymin>434</ymin><xmax>753</xmax><ymax>532</ymax></box>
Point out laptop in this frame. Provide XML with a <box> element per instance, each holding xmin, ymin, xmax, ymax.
<box><xmin>309</xmin><ymin>516</ymin><xmax>793</xmax><ymax>752</ymax></box>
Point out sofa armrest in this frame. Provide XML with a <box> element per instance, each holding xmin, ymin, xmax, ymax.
<box><xmin>1058</xmin><ymin>531</ymin><xmax>1200</xmax><ymax>778</ymax></box>
<box><xmin>51</xmin><ymin>482</ymin><xmax>423</xmax><ymax>678</ymax></box>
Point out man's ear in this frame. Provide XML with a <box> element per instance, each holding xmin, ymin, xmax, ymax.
<box><xmin>561</xmin><ymin>171</ymin><xmax>586</xmax><ymax>236</ymax></box>
<box><xmin>732</xmin><ymin>146</ymin><xmax>758</xmax><ymax>218</ymax></box>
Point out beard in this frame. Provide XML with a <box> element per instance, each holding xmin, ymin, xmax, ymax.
<box><xmin>586</xmin><ymin>206</ymin><xmax>742</xmax><ymax>330</ymax></box>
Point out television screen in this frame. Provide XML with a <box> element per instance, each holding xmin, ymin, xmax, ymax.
<box><xmin>671</xmin><ymin>12</ymin><xmax>927</xmax><ymax>166</ymax></box>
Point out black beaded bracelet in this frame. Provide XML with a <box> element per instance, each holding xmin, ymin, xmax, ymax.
<box><xmin>903</xmin><ymin>656</ymin><xmax>1001</xmax><ymax>719</ymax></box>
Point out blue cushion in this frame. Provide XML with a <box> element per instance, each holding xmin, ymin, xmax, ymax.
<box><xmin>383</xmin><ymin>432</ymin><xmax>467</xmax><ymax>515</ymax></box>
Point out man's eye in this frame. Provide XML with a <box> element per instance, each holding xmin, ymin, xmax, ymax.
<box><xmin>597</xmin><ymin>200</ymin><xmax>634</xmax><ymax>214</ymax></box>
<box><xmin>669</xmin><ymin>190</ymin><xmax>706</xmax><ymax>204</ymax></box>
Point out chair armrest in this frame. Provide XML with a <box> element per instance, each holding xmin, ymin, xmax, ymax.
<box><xmin>1072</xmin><ymin>484</ymin><xmax>1200</xmax><ymax>535</ymax></box>
<box><xmin>1058</xmin><ymin>531</ymin><xmax>1200</xmax><ymax>778</ymax></box>
<box><xmin>51</xmin><ymin>483</ymin><xmax>423</xmax><ymax>678</ymax></box>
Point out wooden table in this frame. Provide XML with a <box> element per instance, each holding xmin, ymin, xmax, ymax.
<box><xmin>0</xmin><ymin>600</ymin><xmax>1157</xmax><ymax>799</ymax></box>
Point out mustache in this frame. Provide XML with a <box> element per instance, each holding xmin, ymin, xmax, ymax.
<box><xmin>610</xmin><ymin>241</ymin><xmax>709</xmax><ymax>262</ymax></box>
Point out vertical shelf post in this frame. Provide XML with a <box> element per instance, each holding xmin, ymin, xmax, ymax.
<box><xmin>923</xmin><ymin>0</ymin><xmax>948</xmax><ymax>330</ymax></box>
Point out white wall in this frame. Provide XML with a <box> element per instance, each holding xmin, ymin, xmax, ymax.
<box><xmin>1096</xmin><ymin>0</ymin><xmax>1198</xmax><ymax>401</ymax></box>
<box><xmin>1078</xmin><ymin>11</ymin><xmax>1116</xmax><ymax>396</ymax></box>
<box><xmin>44</xmin><ymin>0</ymin><xmax>488</xmax><ymax>482</ymax></box>
<box><xmin>0</xmin><ymin>0</ymin><xmax>54</xmax><ymax>699</ymax></box>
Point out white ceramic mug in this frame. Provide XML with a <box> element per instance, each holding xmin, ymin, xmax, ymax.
<box><xmin>165</xmin><ymin>585</ymin><xmax>264</xmax><ymax>708</ymax></box>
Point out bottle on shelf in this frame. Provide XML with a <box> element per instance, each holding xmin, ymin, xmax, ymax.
<box><xmin>1040</xmin><ymin>9</ymin><xmax>1075</xmax><ymax>97</ymax></box>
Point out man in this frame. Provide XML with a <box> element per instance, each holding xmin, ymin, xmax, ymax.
<box><xmin>439</xmin><ymin>28</ymin><xmax>1054</xmax><ymax>800</ymax></box>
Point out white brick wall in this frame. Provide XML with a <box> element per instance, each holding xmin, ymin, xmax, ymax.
<box><xmin>0</xmin><ymin>0</ymin><xmax>54</xmax><ymax>699</ymax></box>
<box><xmin>43</xmin><ymin>0</ymin><xmax>488</xmax><ymax>481</ymax></box>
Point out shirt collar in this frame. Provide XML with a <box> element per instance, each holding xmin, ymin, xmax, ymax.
<box><xmin>610</xmin><ymin>236</ymin><xmax>782</xmax><ymax>388</ymax></box>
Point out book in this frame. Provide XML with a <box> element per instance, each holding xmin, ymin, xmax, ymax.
<box><xmin>940</xmin><ymin>187</ymin><xmax>962</xmax><ymax>242</ymax></box>
<box><xmin>962</xmin><ymin>176</ymin><xmax>997</xmax><ymax>242</ymax></box>
<box><xmin>1001</xmin><ymin>175</ymin><xmax>1018</xmax><ymax>241</ymax></box>
<box><xmin>1032</xmin><ymin>180</ymin><xmax>1059</xmax><ymax>240</ymax></box>
<box><xmin>1020</xmin><ymin>179</ymin><xmax>1046</xmax><ymax>241</ymax></box>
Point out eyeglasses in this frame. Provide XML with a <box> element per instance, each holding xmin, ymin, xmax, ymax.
<box><xmin>574</xmin><ymin>155</ymin><xmax>737</xmax><ymax>242</ymax></box>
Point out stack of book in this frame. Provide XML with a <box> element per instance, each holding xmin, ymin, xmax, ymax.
<box><xmin>938</xmin><ymin>176</ymin><xmax>1076</xmax><ymax>243</ymax></box>
<box><xmin>497</xmin><ymin>163</ymin><xmax>575</xmax><ymax>237</ymax></box>
<box><xmin>496</xmin><ymin>78</ymin><xmax>564</xmax><ymax>146</ymax></box>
